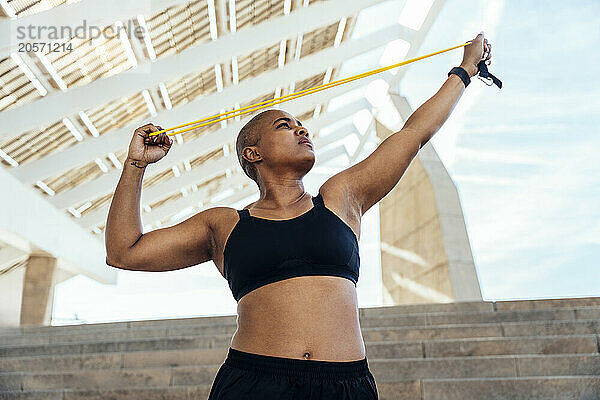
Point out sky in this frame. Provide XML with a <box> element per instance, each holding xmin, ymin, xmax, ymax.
<box><xmin>52</xmin><ymin>0</ymin><xmax>600</xmax><ymax>324</ymax></box>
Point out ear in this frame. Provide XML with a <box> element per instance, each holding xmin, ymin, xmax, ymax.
<box><xmin>242</xmin><ymin>146</ymin><xmax>262</xmax><ymax>164</ymax></box>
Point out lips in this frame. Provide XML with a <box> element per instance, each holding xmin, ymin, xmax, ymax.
<box><xmin>298</xmin><ymin>139</ymin><xmax>313</xmax><ymax>148</ymax></box>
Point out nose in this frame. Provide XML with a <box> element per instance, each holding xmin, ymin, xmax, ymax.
<box><xmin>296</xmin><ymin>126</ymin><xmax>309</xmax><ymax>137</ymax></box>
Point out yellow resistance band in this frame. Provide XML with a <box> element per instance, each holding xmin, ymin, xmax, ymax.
<box><xmin>149</xmin><ymin>41</ymin><xmax>472</xmax><ymax>137</ymax></box>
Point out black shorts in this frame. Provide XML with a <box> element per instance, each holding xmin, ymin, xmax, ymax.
<box><xmin>208</xmin><ymin>347</ymin><xmax>379</xmax><ymax>399</ymax></box>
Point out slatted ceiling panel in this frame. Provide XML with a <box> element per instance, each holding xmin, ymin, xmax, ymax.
<box><xmin>3</xmin><ymin>0</ymin><xmax>80</xmax><ymax>18</ymax></box>
<box><xmin>43</xmin><ymin>30</ymin><xmax>131</xmax><ymax>90</ymax></box>
<box><xmin>84</xmin><ymin>91</ymin><xmax>149</xmax><ymax>135</ymax></box>
<box><xmin>41</xmin><ymin>159</ymin><xmax>105</xmax><ymax>195</ymax></box>
<box><xmin>234</xmin><ymin>0</ymin><xmax>284</xmax><ymax>30</ymax></box>
<box><xmin>296</xmin><ymin>71</ymin><xmax>326</xmax><ymax>92</ymax></box>
<box><xmin>138</xmin><ymin>149</ymin><xmax>223</xmax><ymax>191</ymax></box>
<box><xmin>165</xmin><ymin>65</ymin><xmax>217</xmax><ymax>108</ymax></box>
<box><xmin>300</xmin><ymin>21</ymin><xmax>339</xmax><ymax>58</ymax></box>
<box><xmin>237</xmin><ymin>41</ymin><xmax>280</xmax><ymax>83</ymax></box>
<box><xmin>239</xmin><ymin>92</ymin><xmax>276</xmax><ymax>113</ymax></box>
<box><xmin>41</xmin><ymin>147</ymin><xmax>127</xmax><ymax>195</ymax></box>
<box><xmin>142</xmin><ymin>166</ymin><xmax>178</xmax><ymax>190</ymax></box>
<box><xmin>0</xmin><ymin>57</ymin><xmax>43</xmax><ymax>112</ymax></box>
<box><xmin>295</xmin><ymin>109</ymin><xmax>315</xmax><ymax>123</ymax></box>
<box><xmin>145</xmin><ymin>0</ymin><xmax>211</xmax><ymax>59</ymax></box>
<box><xmin>0</xmin><ymin>120</ymin><xmax>79</xmax><ymax>165</ymax></box>
<box><xmin>153</xmin><ymin>170</ymin><xmax>229</xmax><ymax>214</ymax></box>
<box><xmin>79</xmin><ymin>192</ymin><xmax>113</xmax><ymax>217</ymax></box>
<box><xmin>181</xmin><ymin>119</ymin><xmax>221</xmax><ymax>141</ymax></box>
<box><xmin>147</xmin><ymin>172</ymin><xmax>225</xmax><ymax>212</ymax></box>
<box><xmin>148</xmin><ymin>191</ymin><xmax>180</xmax><ymax>210</ymax></box>
<box><xmin>189</xmin><ymin>147</ymin><xmax>223</xmax><ymax>169</ymax></box>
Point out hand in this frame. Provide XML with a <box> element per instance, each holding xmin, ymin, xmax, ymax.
<box><xmin>460</xmin><ymin>32</ymin><xmax>492</xmax><ymax>78</ymax></box>
<box><xmin>127</xmin><ymin>123</ymin><xmax>173</xmax><ymax>168</ymax></box>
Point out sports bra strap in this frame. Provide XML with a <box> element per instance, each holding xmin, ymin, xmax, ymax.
<box><xmin>237</xmin><ymin>209</ymin><xmax>251</xmax><ymax>219</ymax></box>
<box><xmin>312</xmin><ymin>193</ymin><xmax>324</xmax><ymax>208</ymax></box>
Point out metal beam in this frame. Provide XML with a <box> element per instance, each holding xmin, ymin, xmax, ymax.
<box><xmin>0</xmin><ymin>245</ymin><xmax>28</xmax><ymax>273</ymax></box>
<box><xmin>0</xmin><ymin>0</ymin><xmax>395</xmax><ymax>137</ymax></box>
<box><xmin>388</xmin><ymin>0</ymin><xmax>447</xmax><ymax>94</ymax></box>
<box><xmin>14</xmin><ymin>22</ymin><xmax>404</xmax><ymax>184</ymax></box>
<box><xmin>50</xmin><ymin>98</ymin><xmax>370</xmax><ymax>211</ymax></box>
<box><xmin>349</xmin><ymin>118</ymin><xmax>376</xmax><ymax>165</ymax></box>
<box><xmin>0</xmin><ymin>165</ymin><xmax>116</xmax><ymax>284</ymax></box>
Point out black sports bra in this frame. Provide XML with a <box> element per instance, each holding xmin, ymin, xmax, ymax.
<box><xmin>223</xmin><ymin>193</ymin><xmax>360</xmax><ymax>302</ymax></box>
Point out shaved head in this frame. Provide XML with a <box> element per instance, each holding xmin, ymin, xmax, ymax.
<box><xmin>235</xmin><ymin>108</ymin><xmax>314</xmax><ymax>188</ymax></box>
<box><xmin>235</xmin><ymin>109</ymin><xmax>279</xmax><ymax>183</ymax></box>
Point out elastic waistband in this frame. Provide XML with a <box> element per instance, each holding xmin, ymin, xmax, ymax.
<box><xmin>224</xmin><ymin>347</ymin><xmax>369</xmax><ymax>380</ymax></box>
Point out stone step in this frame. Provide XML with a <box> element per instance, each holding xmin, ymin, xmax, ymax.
<box><xmin>3</xmin><ymin>307</ymin><xmax>599</xmax><ymax>347</ymax></box>
<box><xmin>494</xmin><ymin>297</ymin><xmax>600</xmax><ymax>311</ymax></box>
<box><xmin>0</xmin><ymin>386</ymin><xmax>211</xmax><ymax>400</ymax></box>
<box><xmin>418</xmin><ymin>376</ymin><xmax>600</xmax><ymax>400</ymax></box>
<box><xmin>0</xmin><ymin>297</ymin><xmax>597</xmax><ymax>337</ymax></box>
<box><xmin>2</xmin><ymin>318</ymin><xmax>599</xmax><ymax>358</ymax></box>
<box><xmin>0</xmin><ymin>302</ymin><xmax>497</xmax><ymax>335</ymax></box>
<box><xmin>362</xmin><ymin>319</ymin><xmax>600</xmax><ymax>342</ymax></box>
<box><xmin>2</xmin><ymin>375</ymin><xmax>599</xmax><ymax>400</ymax></box>
<box><xmin>1</xmin><ymin>335</ymin><xmax>597</xmax><ymax>372</ymax></box>
<box><xmin>1</xmin><ymin>354</ymin><xmax>598</xmax><ymax>392</ymax></box>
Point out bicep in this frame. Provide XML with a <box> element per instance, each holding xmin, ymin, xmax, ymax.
<box><xmin>323</xmin><ymin>128</ymin><xmax>422</xmax><ymax>215</ymax></box>
<box><xmin>115</xmin><ymin>209</ymin><xmax>215</xmax><ymax>272</ymax></box>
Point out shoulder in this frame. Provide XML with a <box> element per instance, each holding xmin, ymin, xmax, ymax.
<box><xmin>318</xmin><ymin>178</ymin><xmax>362</xmax><ymax>239</ymax></box>
<box><xmin>318</xmin><ymin>176</ymin><xmax>359</xmax><ymax>216</ymax></box>
<box><xmin>191</xmin><ymin>206</ymin><xmax>239</xmax><ymax>231</ymax></box>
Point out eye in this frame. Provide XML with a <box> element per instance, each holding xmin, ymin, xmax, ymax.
<box><xmin>277</xmin><ymin>122</ymin><xmax>291</xmax><ymax>129</ymax></box>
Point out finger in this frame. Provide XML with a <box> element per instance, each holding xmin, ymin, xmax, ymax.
<box><xmin>485</xmin><ymin>44</ymin><xmax>492</xmax><ymax>60</ymax></box>
<box><xmin>135</xmin><ymin>123</ymin><xmax>156</xmax><ymax>136</ymax></box>
<box><xmin>144</xmin><ymin>124</ymin><xmax>160</xmax><ymax>134</ymax></box>
<box><xmin>160</xmin><ymin>132</ymin><xmax>169</xmax><ymax>145</ymax></box>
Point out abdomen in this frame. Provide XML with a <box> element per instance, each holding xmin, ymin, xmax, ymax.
<box><xmin>231</xmin><ymin>275</ymin><xmax>365</xmax><ymax>361</ymax></box>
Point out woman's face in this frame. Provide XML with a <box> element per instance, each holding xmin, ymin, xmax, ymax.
<box><xmin>250</xmin><ymin>110</ymin><xmax>316</xmax><ymax>177</ymax></box>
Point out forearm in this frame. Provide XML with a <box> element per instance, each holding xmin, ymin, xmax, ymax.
<box><xmin>105</xmin><ymin>158</ymin><xmax>147</xmax><ymax>263</ymax></box>
<box><xmin>402</xmin><ymin>64</ymin><xmax>474</xmax><ymax>147</ymax></box>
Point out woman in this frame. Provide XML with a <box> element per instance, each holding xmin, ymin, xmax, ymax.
<box><xmin>105</xmin><ymin>33</ymin><xmax>491</xmax><ymax>399</ymax></box>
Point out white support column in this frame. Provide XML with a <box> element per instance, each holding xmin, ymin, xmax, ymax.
<box><xmin>388</xmin><ymin>0</ymin><xmax>447</xmax><ymax>95</ymax></box>
<box><xmin>0</xmin><ymin>165</ymin><xmax>116</xmax><ymax>284</ymax></box>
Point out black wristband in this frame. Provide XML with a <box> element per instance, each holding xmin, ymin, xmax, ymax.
<box><xmin>448</xmin><ymin>66</ymin><xmax>470</xmax><ymax>88</ymax></box>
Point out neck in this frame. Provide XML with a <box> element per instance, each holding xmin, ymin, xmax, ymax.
<box><xmin>255</xmin><ymin>178</ymin><xmax>308</xmax><ymax>209</ymax></box>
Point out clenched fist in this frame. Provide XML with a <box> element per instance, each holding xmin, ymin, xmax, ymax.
<box><xmin>127</xmin><ymin>123</ymin><xmax>173</xmax><ymax>168</ymax></box>
<box><xmin>460</xmin><ymin>32</ymin><xmax>492</xmax><ymax>78</ymax></box>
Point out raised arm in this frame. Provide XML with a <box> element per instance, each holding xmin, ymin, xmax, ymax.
<box><xmin>105</xmin><ymin>123</ymin><xmax>216</xmax><ymax>272</ymax></box>
<box><xmin>322</xmin><ymin>33</ymin><xmax>491</xmax><ymax>215</ymax></box>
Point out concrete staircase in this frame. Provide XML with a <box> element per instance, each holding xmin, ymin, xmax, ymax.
<box><xmin>0</xmin><ymin>297</ymin><xmax>599</xmax><ymax>399</ymax></box>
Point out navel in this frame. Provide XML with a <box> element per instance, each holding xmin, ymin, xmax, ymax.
<box><xmin>302</xmin><ymin>351</ymin><xmax>312</xmax><ymax>359</ymax></box>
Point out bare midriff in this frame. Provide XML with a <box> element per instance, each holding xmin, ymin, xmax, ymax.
<box><xmin>230</xmin><ymin>275</ymin><xmax>365</xmax><ymax>362</ymax></box>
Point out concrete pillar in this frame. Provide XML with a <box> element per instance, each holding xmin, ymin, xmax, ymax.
<box><xmin>0</xmin><ymin>265</ymin><xmax>26</xmax><ymax>326</ymax></box>
<box><xmin>376</xmin><ymin>118</ymin><xmax>482</xmax><ymax>305</ymax></box>
<box><xmin>19</xmin><ymin>255</ymin><xmax>58</xmax><ymax>325</ymax></box>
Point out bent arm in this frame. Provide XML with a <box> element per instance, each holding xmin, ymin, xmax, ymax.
<box><xmin>105</xmin><ymin>157</ymin><xmax>214</xmax><ymax>271</ymax></box>
<box><xmin>323</xmin><ymin>71</ymin><xmax>470</xmax><ymax>215</ymax></box>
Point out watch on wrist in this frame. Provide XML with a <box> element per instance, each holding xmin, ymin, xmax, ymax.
<box><xmin>448</xmin><ymin>66</ymin><xmax>471</xmax><ymax>88</ymax></box>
